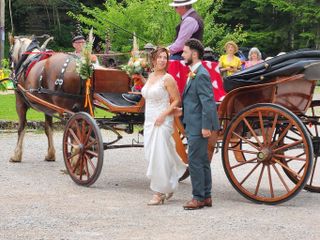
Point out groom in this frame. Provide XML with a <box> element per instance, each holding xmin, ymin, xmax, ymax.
<box><xmin>180</xmin><ymin>39</ymin><xmax>220</xmax><ymax>210</ymax></box>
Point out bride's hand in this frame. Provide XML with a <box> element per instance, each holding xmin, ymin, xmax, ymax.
<box><xmin>173</xmin><ymin>107</ymin><xmax>182</xmax><ymax>117</ymax></box>
<box><xmin>155</xmin><ymin>114</ymin><xmax>166</xmax><ymax>126</ymax></box>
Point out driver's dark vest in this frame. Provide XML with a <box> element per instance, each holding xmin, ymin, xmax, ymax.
<box><xmin>175</xmin><ymin>10</ymin><xmax>204</xmax><ymax>42</ymax></box>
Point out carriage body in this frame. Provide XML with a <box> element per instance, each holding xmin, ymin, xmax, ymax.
<box><xmin>88</xmin><ymin>62</ymin><xmax>320</xmax><ymax>204</ymax></box>
<box><xmin>10</xmin><ymin>37</ymin><xmax>320</xmax><ymax>204</ymax></box>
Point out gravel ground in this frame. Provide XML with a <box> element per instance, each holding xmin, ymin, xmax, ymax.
<box><xmin>0</xmin><ymin>130</ymin><xmax>320</xmax><ymax>240</ymax></box>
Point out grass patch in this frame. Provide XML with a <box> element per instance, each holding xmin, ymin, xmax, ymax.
<box><xmin>0</xmin><ymin>93</ymin><xmax>112</xmax><ymax>121</ymax></box>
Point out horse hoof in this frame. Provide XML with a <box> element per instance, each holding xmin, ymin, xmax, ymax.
<box><xmin>60</xmin><ymin>169</ymin><xmax>69</xmax><ymax>174</ymax></box>
<box><xmin>10</xmin><ymin>157</ymin><xmax>21</xmax><ymax>163</ymax></box>
<box><xmin>45</xmin><ymin>157</ymin><xmax>56</xmax><ymax>162</ymax></box>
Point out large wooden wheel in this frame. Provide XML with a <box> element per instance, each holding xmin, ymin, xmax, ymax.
<box><xmin>222</xmin><ymin>103</ymin><xmax>313</xmax><ymax>204</ymax></box>
<box><xmin>302</xmin><ymin>100</ymin><xmax>320</xmax><ymax>192</ymax></box>
<box><xmin>63</xmin><ymin>112</ymin><xmax>104</xmax><ymax>186</ymax></box>
<box><xmin>173</xmin><ymin>117</ymin><xmax>189</xmax><ymax>182</ymax></box>
<box><xmin>173</xmin><ymin>117</ymin><xmax>217</xmax><ymax>182</ymax></box>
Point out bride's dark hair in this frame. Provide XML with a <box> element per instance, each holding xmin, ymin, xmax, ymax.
<box><xmin>150</xmin><ymin>47</ymin><xmax>169</xmax><ymax>71</ymax></box>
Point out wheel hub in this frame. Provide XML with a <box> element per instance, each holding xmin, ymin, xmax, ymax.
<box><xmin>257</xmin><ymin>148</ymin><xmax>272</xmax><ymax>162</ymax></box>
<box><xmin>79</xmin><ymin>144</ymin><xmax>85</xmax><ymax>154</ymax></box>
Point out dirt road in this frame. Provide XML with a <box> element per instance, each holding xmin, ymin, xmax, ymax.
<box><xmin>0</xmin><ymin>131</ymin><xmax>319</xmax><ymax>240</ymax></box>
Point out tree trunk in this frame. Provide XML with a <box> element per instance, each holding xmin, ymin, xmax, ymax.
<box><xmin>290</xmin><ymin>15</ymin><xmax>295</xmax><ymax>50</ymax></box>
<box><xmin>316</xmin><ymin>23</ymin><xmax>320</xmax><ymax>50</ymax></box>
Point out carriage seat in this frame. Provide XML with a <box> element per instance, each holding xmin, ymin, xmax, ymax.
<box><xmin>94</xmin><ymin>92</ymin><xmax>144</xmax><ymax>113</ymax></box>
<box><xmin>98</xmin><ymin>93</ymin><xmax>136</xmax><ymax>107</ymax></box>
<box><xmin>93</xmin><ymin>68</ymin><xmax>145</xmax><ymax>113</ymax></box>
<box><xmin>122</xmin><ymin>93</ymin><xmax>142</xmax><ymax>104</ymax></box>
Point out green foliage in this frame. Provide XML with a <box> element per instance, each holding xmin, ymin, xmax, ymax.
<box><xmin>0</xmin><ymin>81</ymin><xmax>6</xmax><ymax>92</ymax></box>
<box><xmin>0</xmin><ymin>94</ymin><xmax>45</xmax><ymax>120</ymax></box>
<box><xmin>217</xmin><ymin>0</ymin><xmax>320</xmax><ymax>55</ymax></box>
<box><xmin>0</xmin><ymin>59</ymin><xmax>13</xmax><ymax>91</ymax></box>
<box><xmin>197</xmin><ymin>0</ymin><xmax>247</xmax><ymax>53</ymax></box>
<box><xmin>7</xmin><ymin>0</ymin><xmax>320</xmax><ymax>58</ymax></box>
<box><xmin>76</xmin><ymin>41</ymin><xmax>94</xmax><ymax>80</ymax></box>
<box><xmin>0</xmin><ymin>94</ymin><xmax>112</xmax><ymax>121</ymax></box>
<box><xmin>68</xmin><ymin>0</ymin><xmax>247</xmax><ymax>53</ymax></box>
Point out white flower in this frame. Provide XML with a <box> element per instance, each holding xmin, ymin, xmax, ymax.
<box><xmin>133</xmin><ymin>61</ymin><xmax>141</xmax><ymax>67</ymax></box>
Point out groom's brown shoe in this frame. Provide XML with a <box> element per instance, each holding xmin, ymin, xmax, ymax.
<box><xmin>204</xmin><ymin>197</ymin><xmax>212</xmax><ymax>207</ymax></box>
<box><xmin>183</xmin><ymin>199</ymin><xmax>205</xmax><ymax>210</ymax></box>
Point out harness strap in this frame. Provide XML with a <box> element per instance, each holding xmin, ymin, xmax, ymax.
<box><xmin>27</xmin><ymin>87</ymin><xmax>84</xmax><ymax>99</ymax></box>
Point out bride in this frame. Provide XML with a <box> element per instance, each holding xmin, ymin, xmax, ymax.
<box><xmin>141</xmin><ymin>47</ymin><xmax>186</xmax><ymax>205</ymax></box>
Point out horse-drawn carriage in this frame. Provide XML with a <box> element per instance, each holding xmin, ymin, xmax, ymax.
<box><xmin>8</xmin><ymin>36</ymin><xmax>320</xmax><ymax>205</ymax></box>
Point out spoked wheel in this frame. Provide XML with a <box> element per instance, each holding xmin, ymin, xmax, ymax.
<box><xmin>222</xmin><ymin>103</ymin><xmax>313</xmax><ymax>204</ymax></box>
<box><xmin>302</xmin><ymin>100</ymin><xmax>320</xmax><ymax>192</ymax></box>
<box><xmin>63</xmin><ymin>112</ymin><xmax>104</xmax><ymax>186</ymax></box>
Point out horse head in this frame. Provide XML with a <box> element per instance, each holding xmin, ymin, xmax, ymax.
<box><xmin>9</xmin><ymin>35</ymin><xmax>33</xmax><ymax>68</ymax></box>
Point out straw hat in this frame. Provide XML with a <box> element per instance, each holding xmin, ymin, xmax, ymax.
<box><xmin>224</xmin><ymin>41</ymin><xmax>239</xmax><ymax>53</ymax></box>
<box><xmin>169</xmin><ymin>0</ymin><xmax>198</xmax><ymax>7</ymax></box>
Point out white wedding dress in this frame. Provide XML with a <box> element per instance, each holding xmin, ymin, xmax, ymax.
<box><xmin>141</xmin><ymin>74</ymin><xmax>186</xmax><ymax>194</ymax></box>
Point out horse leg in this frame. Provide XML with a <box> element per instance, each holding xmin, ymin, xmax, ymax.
<box><xmin>44</xmin><ymin>114</ymin><xmax>56</xmax><ymax>161</ymax></box>
<box><xmin>10</xmin><ymin>94</ymin><xmax>28</xmax><ymax>162</ymax></box>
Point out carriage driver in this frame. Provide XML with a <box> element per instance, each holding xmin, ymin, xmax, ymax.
<box><xmin>168</xmin><ymin>0</ymin><xmax>204</xmax><ymax>60</ymax></box>
<box><xmin>72</xmin><ymin>35</ymin><xmax>99</xmax><ymax>66</ymax></box>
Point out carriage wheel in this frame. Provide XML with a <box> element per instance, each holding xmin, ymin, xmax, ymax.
<box><xmin>222</xmin><ymin>103</ymin><xmax>313</xmax><ymax>204</ymax></box>
<box><xmin>286</xmin><ymin>100</ymin><xmax>320</xmax><ymax>192</ymax></box>
<box><xmin>63</xmin><ymin>112</ymin><xmax>104</xmax><ymax>186</ymax></box>
<box><xmin>172</xmin><ymin>117</ymin><xmax>189</xmax><ymax>182</ymax></box>
<box><xmin>302</xmin><ymin>100</ymin><xmax>320</xmax><ymax>192</ymax></box>
<box><xmin>175</xmin><ymin>119</ymin><xmax>217</xmax><ymax>182</ymax></box>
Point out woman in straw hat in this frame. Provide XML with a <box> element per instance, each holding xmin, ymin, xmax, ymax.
<box><xmin>168</xmin><ymin>0</ymin><xmax>204</xmax><ymax>60</ymax></box>
<box><xmin>218</xmin><ymin>41</ymin><xmax>242</xmax><ymax>77</ymax></box>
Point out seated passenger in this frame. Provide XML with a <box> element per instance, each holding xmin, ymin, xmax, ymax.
<box><xmin>218</xmin><ymin>41</ymin><xmax>242</xmax><ymax>78</ymax></box>
<box><xmin>244</xmin><ymin>47</ymin><xmax>263</xmax><ymax>68</ymax></box>
<box><xmin>72</xmin><ymin>35</ymin><xmax>100</xmax><ymax>67</ymax></box>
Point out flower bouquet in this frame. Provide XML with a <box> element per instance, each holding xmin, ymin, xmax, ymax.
<box><xmin>122</xmin><ymin>54</ymin><xmax>149</xmax><ymax>92</ymax></box>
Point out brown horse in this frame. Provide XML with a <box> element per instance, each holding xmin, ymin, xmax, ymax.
<box><xmin>9</xmin><ymin>35</ymin><xmax>85</xmax><ymax>162</ymax></box>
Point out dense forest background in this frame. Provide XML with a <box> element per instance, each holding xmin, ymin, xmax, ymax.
<box><xmin>4</xmin><ymin>0</ymin><xmax>320</xmax><ymax>57</ymax></box>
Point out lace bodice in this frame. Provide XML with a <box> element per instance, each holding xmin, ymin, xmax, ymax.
<box><xmin>141</xmin><ymin>74</ymin><xmax>172</xmax><ymax>125</ymax></box>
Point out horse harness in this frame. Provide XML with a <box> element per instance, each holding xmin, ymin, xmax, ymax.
<box><xmin>16</xmin><ymin>52</ymin><xmax>85</xmax><ymax>100</ymax></box>
<box><xmin>54</xmin><ymin>58</ymin><xmax>70</xmax><ymax>88</ymax></box>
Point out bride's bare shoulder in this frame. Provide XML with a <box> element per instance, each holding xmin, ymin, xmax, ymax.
<box><xmin>164</xmin><ymin>73</ymin><xmax>176</xmax><ymax>84</ymax></box>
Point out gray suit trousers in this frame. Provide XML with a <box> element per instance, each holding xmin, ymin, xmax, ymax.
<box><xmin>188</xmin><ymin>135</ymin><xmax>212</xmax><ymax>201</ymax></box>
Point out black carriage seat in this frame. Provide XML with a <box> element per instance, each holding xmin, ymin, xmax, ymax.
<box><xmin>94</xmin><ymin>92</ymin><xmax>145</xmax><ymax>113</ymax></box>
<box><xmin>224</xmin><ymin>50</ymin><xmax>320</xmax><ymax>92</ymax></box>
<box><xmin>122</xmin><ymin>93</ymin><xmax>142</xmax><ymax>104</ymax></box>
<box><xmin>97</xmin><ymin>93</ymin><xmax>136</xmax><ymax>107</ymax></box>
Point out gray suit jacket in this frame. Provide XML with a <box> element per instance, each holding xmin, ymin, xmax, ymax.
<box><xmin>182</xmin><ymin>64</ymin><xmax>220</xmax><ymax>136</ymax></box>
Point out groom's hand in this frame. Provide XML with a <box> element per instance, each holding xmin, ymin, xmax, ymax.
<box><xmin>202</xmin><ymin>129</ymin><xmax>211</xmax><ymax>138</ymax></box>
